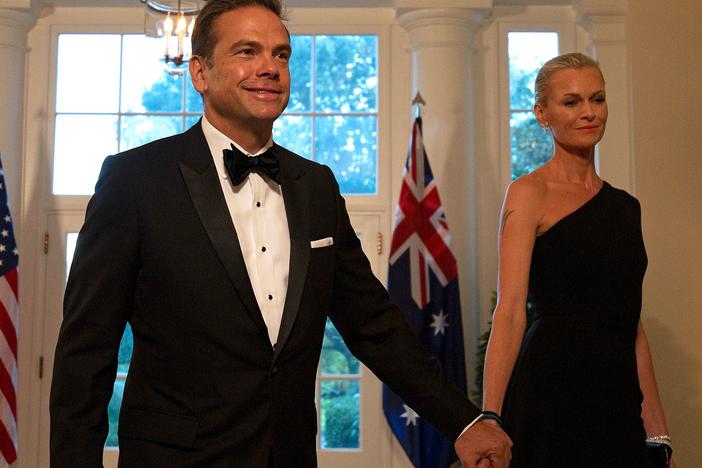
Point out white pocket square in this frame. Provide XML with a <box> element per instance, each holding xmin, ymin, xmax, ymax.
<box><xmin>310</xmin><ymin>237</ymin><xmax>334</xmax><ymax>248</ymax></box>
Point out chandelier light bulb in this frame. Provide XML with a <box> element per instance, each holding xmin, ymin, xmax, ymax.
<box><xmin>176</xmin><ymin>13</ymin><xmax>187</xmax><ymax>34</ymax></box>
<box><xmin>163</xmin><ymin>13</ymin><xmax>173</xmax><ymax>57</ymax></box>
<box><xmin>188</xmin><ymin>17</ymin><xmax>196</xmax><ymax>37</ymax></box>
<box><xmin>163</xmin><ymin>12</ymin><xmax>174</xmax><ymax>34</ymax></box>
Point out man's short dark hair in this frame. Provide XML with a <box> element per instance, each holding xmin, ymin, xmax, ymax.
<box><xmin>192</xmin><ymin>0</ymin><xmax>287</xmax><ymax>67</ymax></box>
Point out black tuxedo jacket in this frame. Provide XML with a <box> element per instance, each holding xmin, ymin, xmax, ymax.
<box><xmin>50</xmin><ymin>122</ymin><xmax>478</xmax><ymax>467</ymax></box>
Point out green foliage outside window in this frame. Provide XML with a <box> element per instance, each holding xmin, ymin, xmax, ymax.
<box><xmin>509</xmin><ymin>69</ymin><xmax>553</xmax><ymax>180</ymax></box>
<box><xmin>320</xmin><ymin>380</ymin><xmax>360</xmax><ymax>449</ymax></box>
<box><xmin>321</xmin><ymin>318</ymin><xmax>359</xmax><ymax>375</ymax></box>
<box><xmin>319</xmin><ymin>319</ymin><xmax>360</xmax><ymax>449</ymax></box>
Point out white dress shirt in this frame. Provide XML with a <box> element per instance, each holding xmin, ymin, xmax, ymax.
<box><xmin>201</xmin><ymin>117</ymin><xmax>291</xmax><ymax>346</ymax></box>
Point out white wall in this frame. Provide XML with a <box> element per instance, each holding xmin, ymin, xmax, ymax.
<box><xmin>629</xmin><ymin>1</ymin><xmax>702</xmax><ymax>466</ymax></box>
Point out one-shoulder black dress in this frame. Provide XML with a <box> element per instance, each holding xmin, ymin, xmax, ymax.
<box><xmin>501</xmin><ymin>182</ymin><xmax>653</xmax><ymax>467</ymax></box>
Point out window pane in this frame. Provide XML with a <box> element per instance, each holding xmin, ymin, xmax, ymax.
<box><xmin>65</xmin><ymin>233</ymin><xmax>78</xmax><ymax>281</ymax></box>
<box><xmin>105</xmin><ymin>378</ymin><xmax>125</xmax><ymax>448</ymax></box>
<box><xmin>53</xmin><ymin>114</ymin><xmax>118</xmax><ymax>195</ymax></box>
<box><xmin>122</xmin><ymin>35</ymin><xmax>183</xmax><ymax>113</ymax></box>
<box><xmin>56</xmin><ymin>34</ymin><xmax>121</xmax><ymax>113</ymax></box>
<box><xmin>508</xmin><ymin>32</ymin><xmax>558</xmax><ymax>180</ymax></box>
<box><xmin>320</xmin><ymin>380</ymin><xmax>360</xmax><ymax>449</ymax></box>
<box><xmin>288</xmin><ymin>35</ymin><xmax>312</xmax><ymax>113</ymax></box>
<box><xmin>510</xmin><ymin>111</ymin><xmax>552</xmax><ymax>179</ymax></box>
<box><xmin>315</xmin><ymin>36</ymin><xmax>378</xmax><ymax>113</ymax></box>
<box><xmin>273</xmin><ymin>115</ymin><xmax>312</xmax><ymax>158</ymax></box>
<box><xmin>120</xmin><ymin>115</ymin><xmax>182</xmax><ymax>151</ymax></box>
<box><xmin>508</xmin><ymin>32</ymin><xmax>558</xmax><ymax>109</ymax></box>
<box><xmin>315</xmin><ymin>115</ymin><xmax>377</xmax><ymax>194</ymax></box>
<box><xmin>321</xmin><ymin>318</ymin><xmax>359</xmax><ymax>375</ymax></box>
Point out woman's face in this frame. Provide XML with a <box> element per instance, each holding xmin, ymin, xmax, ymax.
<box><xmin>535</xmin><ymin>66</ymin><xmax>608</xmax><ymax>152</ymax></box>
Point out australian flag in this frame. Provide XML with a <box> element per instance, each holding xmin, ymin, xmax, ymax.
<box><xmin>383</xmin><ymin>116</ymin><xmax>467</xmax><ymax>467</ymax></box>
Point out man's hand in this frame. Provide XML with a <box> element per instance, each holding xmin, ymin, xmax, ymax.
<box><xmin>454</xmin><ymin>420</ymin><xmax>512</xmax><ymax>468</ymax></box>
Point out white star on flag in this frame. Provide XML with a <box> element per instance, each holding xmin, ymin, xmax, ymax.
<box><xmin>1</xmin><ymin>230</ymin><xmax>7</xmax><ymax>237</ymax></box>
<box><xmin>430</xmin><ymin>310</ymin><xmax>449</xmax><ymax>336</ymax></box>
<box><xmin>400</xmin><ymin>404</ymin><xmax>419</xmax><ymax>426</ymax></box>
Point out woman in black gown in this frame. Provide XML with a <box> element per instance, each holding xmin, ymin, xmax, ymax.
<box><xmin>481</xmin><ymin>53</ymin><xmax>674</xmax><ymax>467</ymax></box>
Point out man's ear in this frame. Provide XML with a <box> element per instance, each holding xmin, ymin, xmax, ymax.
<box><xmin>189</xmin><ymin>55</ymin><xmax>208</xmax><ymax>94</ymax></box>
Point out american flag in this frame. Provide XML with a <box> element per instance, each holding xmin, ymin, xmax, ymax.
<box><xmin>0</xmin><ymin>157</ymin><xmax>18</xmax><ymax>465</ymax></box>
<box><xmin>383</xmin><ymin>117</ymin><xmax>467</xmax><ymax>467</ymax></box>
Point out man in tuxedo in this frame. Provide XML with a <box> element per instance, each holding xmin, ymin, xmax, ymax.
<box><xmin>50</xmin><ymin>0</ymin><xmax>511</xmax><ymax>466</ymax></box>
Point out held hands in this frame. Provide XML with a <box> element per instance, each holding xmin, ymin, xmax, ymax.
<box><xmin>454</xmin><ymin>420</ymin><xmax>512</xmax><ymax>468</ymax></box>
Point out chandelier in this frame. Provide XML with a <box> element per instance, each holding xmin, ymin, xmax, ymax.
<box><xmin>142</xmin><ymin>0</ymin><xmax>205</xmax><ymax>75</ymax></box>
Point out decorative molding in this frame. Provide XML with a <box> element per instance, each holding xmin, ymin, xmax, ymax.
<box><xmin>576</xmin><ymin>0</ymin><xmax>627</xmax><ymax>16</ymax></box>
<box><xmin>397</xmin><ymin>7</ymin><xmax>488</xmax><ymax>50</ymax></box>
<box><xmin>0</xmin><ymin>8</ymin><xmax>37</xmax><ymax>50</ymax></box>
<box><xmin>576</xmin><ymin>0</ymin><xmax>628</xmax><ymax>42</ymax></box>
<box><xmin>0</xmin><ymin>0</ymin><xmax>43</xmax><ymax>18</ymax></box>
<box><xmin>395</xmin><ymin>0</ymin><xmax>492</xmax><ymax>8</ymax></box>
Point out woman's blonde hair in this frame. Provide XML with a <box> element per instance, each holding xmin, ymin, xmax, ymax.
<box><xmin>534</xmin><ymin>52</ymin><xmax>602</xmax><ymax>106</ymax></box>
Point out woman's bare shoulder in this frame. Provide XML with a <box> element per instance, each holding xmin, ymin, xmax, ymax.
<box><xmin>504</xmin><ymin>172</ymin><xmax>548</xmax><ymax>209</ymax></box>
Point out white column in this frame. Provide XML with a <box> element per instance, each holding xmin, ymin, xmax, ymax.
<box><xmin>577</xmin><ymin>0</ymin><xmax>633</xmax><ymax>193</ymax></box>
<box><xmin>397</xmin><ymin>7</ymin><xmax>487</xmax><ymax>397</ymax></box>
<box><xmin>0</xmin><ymin>6</ymin><xmax>35</xmax><ymax>468</ymax></box>
<box><xmin>0</xmin><ymin>7</ymin><xmax>35</xmax><ymax>222</ymax></box>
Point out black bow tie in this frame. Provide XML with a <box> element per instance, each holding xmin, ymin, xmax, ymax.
<box><xmin>223</xmin><ymin>144</ymin><xmax>281</xmax><ymax>185</ymax></box>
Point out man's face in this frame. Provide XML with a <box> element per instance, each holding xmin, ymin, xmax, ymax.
<box><xmin>191</xmin><ymin>6</ymin><xmax>291</xmax><ymax>139</ymax></box>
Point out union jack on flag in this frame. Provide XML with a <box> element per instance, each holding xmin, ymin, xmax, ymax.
<box><xmin>383</xmin><ymin>117</ymin><xmax>467</xmax><ymax>467</ymax></box>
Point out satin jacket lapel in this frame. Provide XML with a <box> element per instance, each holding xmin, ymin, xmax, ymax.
<box><xmin>274</xmin><ymin>145</ymin><xmax>310</xmax><ymax>360</ymax></box>
<box><xmin>178</xmin><ymin>124</ymin><xmax>269</xmax><ymax>340</ymax></box>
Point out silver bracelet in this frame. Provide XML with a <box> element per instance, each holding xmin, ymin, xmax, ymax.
<box><xmin>646</xmin><ymin>434</ymin><xmax>672</xmax><ymax>445</ymax></box>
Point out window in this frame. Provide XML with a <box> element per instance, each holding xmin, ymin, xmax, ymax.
<box><xmin>274</xmin><ymin>35</ymin><xmax>378</xmax><ymax>195</ymax></box>
<box><xmin>507</xmin><ymin>32</ymin><xmax>559</xmax><ymax>180</ymax></box>
<box><xmin>52</xmin><ymin>33</ymin><xmax>378</xmax><ymax>196</ymax></box>
<box><xmin>53</xmin><ymin>32</ymin><xmax>379</xmax><ymax>451</ymax></box>
<box><xmin>319</xmin><ymin>318</ymin><xmax>361</xmax><ymax>448</ymax></box>
<box><xmin>53</xmin><ymin>34</ymin><xmax>202</xmax><ymax>195</ymax></box>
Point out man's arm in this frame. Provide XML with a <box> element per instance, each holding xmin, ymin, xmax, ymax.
<box><xmin>322</xmin><ymin>167</ymin><xmax>511</xmax><ymax>466</ymax></box>
<box><xmin>50</xmin><ymin>155</ymin><xmax>139</xmax><ymax>467</ymax></box>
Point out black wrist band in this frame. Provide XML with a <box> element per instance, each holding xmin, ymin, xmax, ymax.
<box><xmin>479</xmin><ymin>410</ymin><xmax>503</xmax><ymax>426</ymax></box>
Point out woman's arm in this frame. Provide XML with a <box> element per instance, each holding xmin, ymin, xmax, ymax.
<box><xmin>636</xmin><ymin>320</ymin><xmax>676</xmax><ymax>467</ymax></box>
<box><xmin>482</xmin><ymin>179</ymin><xmax>543</xmax><ymax>416</ymax></box>
<box><xmin>636</xmin><ymin>320</ymin><xmax>670</xmax><ymax>436</ymax></box>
